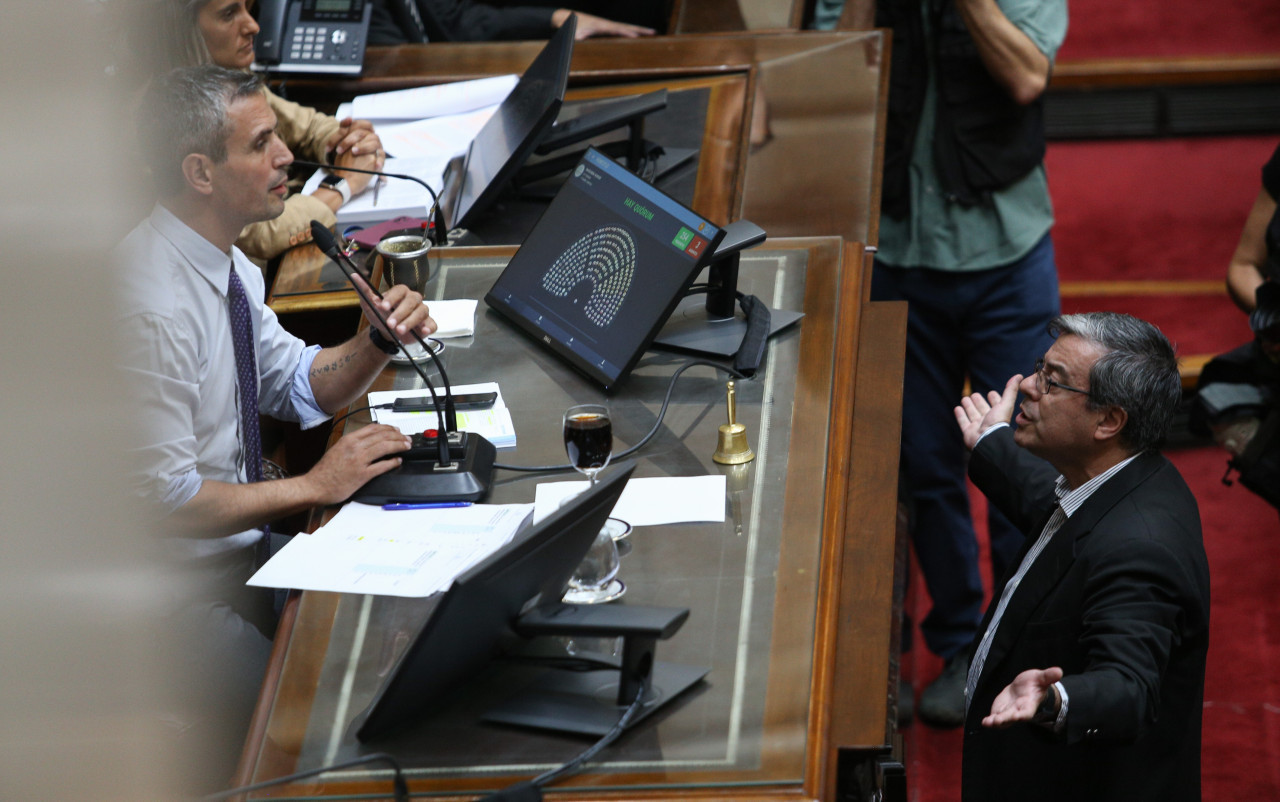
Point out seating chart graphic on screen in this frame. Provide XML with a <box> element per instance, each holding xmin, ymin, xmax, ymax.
<box><xmin>540</xmin><ymin>225</ymin><xmax>637</xmax><ymax>328</ymax></box>
<box><xmin>485</xmin><ymin>148</ymin><xmax>725</xmax><ymax>390</ymax></box>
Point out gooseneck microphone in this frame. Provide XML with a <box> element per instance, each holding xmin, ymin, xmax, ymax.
<box><xmin>294</xmin><ymin>159</ymin><xmax>449</xmax><ymax>246</ymax></box>
<box><xmin>310</xmin><ymin>221</ymin><xmax>495</xmax><ymax>503</ymax></box>
<box><xmin>311</xmin><ymin>221</ymin><xmax>451</xmax><ymax>462</ymax></box>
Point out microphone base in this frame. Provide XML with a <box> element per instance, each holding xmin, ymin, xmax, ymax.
<box><xmin>353</xmin><ymin>433</ymin><xmax>496</xmax><ymax>504</ymax></box>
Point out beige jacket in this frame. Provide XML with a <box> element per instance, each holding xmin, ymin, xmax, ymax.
<box><xmin>235</xmin><ymin>87</ymin><xmax>341</xmax><ymax>262</ymax></box>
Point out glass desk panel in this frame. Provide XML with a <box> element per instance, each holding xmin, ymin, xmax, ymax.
<box><xmin>250</xmin><ymin>240</ymin><xmax>846</xmax><ymax>797</ymax></box>
<box><xmin>742</xmin><ymin>31</ymin><xmax>885</xmax><ymax>247</ymax></box>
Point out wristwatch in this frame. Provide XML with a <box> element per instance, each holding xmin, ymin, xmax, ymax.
<box><xmin>319</xmin><ymin>173</ymin><xmax>352</xmax><ymax>204</ymax></box>
<box><xmin>1031</xmin><ymin>683</ymin><xmax>1061</xmax><ymax>725</ymax></box>
<box><xmin>369</xmin><ymin>327</ymin><xmax>400</xmax><ymax>355</ymax></box>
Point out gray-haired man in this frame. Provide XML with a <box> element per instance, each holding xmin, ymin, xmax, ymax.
<box><xmin>116</xmin><ymin>65</ymin><xmax>433</xmax><ymax>788</ymax></box>
<box><xmin>953</xmin><ymin>312</ymin><xmax>1209</xmax><ymax>801</ymax></box>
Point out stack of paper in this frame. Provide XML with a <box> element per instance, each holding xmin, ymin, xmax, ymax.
<box><xmin>248</xmin><ymin>502</ymin><xmax>532</xmax><ymax>597</ymax></box>
<box><xmin>307</xmin><ymin>75</ymin><xmax>519</xmax><ymax>226</ymax></box>
<box><xmin>370</xmin><ymin>382</ymin><xmax>517</xmax><ymax>449</ymax></box>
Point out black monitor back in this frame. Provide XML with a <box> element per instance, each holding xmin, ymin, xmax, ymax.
<box><xmin>355</xmin><ymin>462</ymin><xmax>633</xmax><ymax>741</ymax></box>
<box><xmin>443</xmin><ymin>14</ymin><xmax>576</xmax><ymax>231</ymax></box>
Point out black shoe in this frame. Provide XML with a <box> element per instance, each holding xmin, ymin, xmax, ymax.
<box><xmin>917</xmin><ymin>653</ymin><xmax>969</xmax><ymax>728</ymax></box>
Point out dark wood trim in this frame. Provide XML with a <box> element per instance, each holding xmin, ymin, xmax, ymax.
<box><xmin>1050</xmin><ymin>53</ymin><xmax>1280</xmax><ymax>90</ymax></box>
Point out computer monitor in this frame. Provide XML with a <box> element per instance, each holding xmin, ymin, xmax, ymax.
<box><xmin>439</xmin><ymin>14</ymin><xmax>576</xmax><ymax>231</ymax></box>
<box><xmin>354</xmin><ymin>463</ymin><xmax>634</xmax><ymax>741</ymax></box>
<box><xmin>484</xmin><ymin>147</ymin><xmax>726</xmax><ymax>391</ymax></box>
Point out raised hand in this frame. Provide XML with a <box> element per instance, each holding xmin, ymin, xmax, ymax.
<box><xmin>954</xmin><ymin>374</ymin><xmax>1022</xmax><ymax>450</ymax></box>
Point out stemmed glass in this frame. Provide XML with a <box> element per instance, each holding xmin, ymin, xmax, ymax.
<box><xmin>561</xmin><ymin>404</ymin><xmax>625</xmax><ymax>604</ymax></box>
<box><xmin>563</xmin><ymin>404</ymin><xmax>612</xmax><ymax>485</ymax></box>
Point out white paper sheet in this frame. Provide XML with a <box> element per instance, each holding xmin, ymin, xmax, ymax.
<box><xmin>352</xmin><ymin>75</ymin><xmax>517</xmax><ymax>121</ymax></box>
<box><xmin>533</xmin><ymin>475</ymin><xmax>727</xmax><ymax>526</ymax></box>
<box><xmin>376</xmin><ymin>106</ymin><xmax>498</xmax><ymax>160</ymax></box>
<box><xmin>300</xmin><ymin>154</ymin><xmax>449</xmax><ymax>225</ymax></box>
<box><xmin>247</xmin><ymin>503</ymin><xmax>532</xmax><ymax>597</ymax></box>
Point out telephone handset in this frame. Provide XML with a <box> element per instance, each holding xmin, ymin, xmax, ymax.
<box><xmin>253</xmin><ymin>0</ymin><xmax>371</xmax><ymax>76</ymax></box>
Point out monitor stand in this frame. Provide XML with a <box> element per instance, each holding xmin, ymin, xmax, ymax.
<box><xmin>482</xmin><ymin>657</ymin><xmax>708</xmax><ymax>737</ymax></box>
<box><xmin>653</xmin><ymin>295</ymin><xmax>803</xmax><ymax>358</ymax></box>
<box><xmin>486</xmin><ymin>603</ymin><xmax>706</xmax><ymax>737</ymax></box>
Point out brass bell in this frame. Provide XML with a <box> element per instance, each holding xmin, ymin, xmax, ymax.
<box><xmin>713</xmin><ymin>381</ymin><xmax>755</xmax><ymax>465</ymax></box>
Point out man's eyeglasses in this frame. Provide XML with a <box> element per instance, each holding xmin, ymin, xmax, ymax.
<box><xmin>1033</xmin><ymin>357</ymin><xmax>1091</xmax><ymax>397</ymax></box>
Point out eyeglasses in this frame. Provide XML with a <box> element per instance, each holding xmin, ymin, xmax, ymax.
<box><xmin>1033</xmin><ymin>357</ymin><xmax>1091</xmax><ymax>397</ymax></box>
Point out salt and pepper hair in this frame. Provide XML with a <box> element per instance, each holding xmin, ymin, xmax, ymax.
<box><xmin>141</xmin><ymin>65</ymin><xmax>263</xmax><ymax>196</ymax></box>
<box><xmin>1050</xmin><ymin>312</ymin><xmax>1182</xmax><ymax>453</ymax></box>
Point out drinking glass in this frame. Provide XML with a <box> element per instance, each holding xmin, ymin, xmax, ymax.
<box><xmin>562</xmin><ymin>525</ymin><xmax>623</xmax><ymax>605</ymax></box>
<box><xmin>563</xmin><ymin>404</ymin><xmax>612</xmax><ymax>485</ymax></box>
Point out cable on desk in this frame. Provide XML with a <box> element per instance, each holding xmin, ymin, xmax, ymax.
<box><xmin>474</xmin><ymin>677</ymin><xmax>650</xmax><ymax>802</ymax></box>
<box><xmin>493</xmin><ymin>358</ymin><xmax>746</xmax><ymax>474</ymax></box>
<box><xmin>531</xmin><ymin>676</ymin><xmax>649</xmax><ymax>788</ymax></box>
<box><xmin>200</xmin><ymin>751</ymin><xmax>409</xmax><ymax>802</ymax></box>
<box><xmin>330</xmin><ymin>403</ymin><xmax>391</xmax><ymax>431</ymax></box>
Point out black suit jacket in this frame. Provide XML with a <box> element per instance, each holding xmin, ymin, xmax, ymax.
<box><xmin>369</xmin><ymin>0</ymin><xmax>555</xmax><ymax>44</ymax></box>
<box><xmin>963</xmin><ymin>427</ymin><xmax>1210</xmax><ymax>802</ymax></box>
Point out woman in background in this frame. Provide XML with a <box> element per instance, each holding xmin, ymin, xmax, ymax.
<box><xmin>160</xmin><ymin>0</ymin><xmax>385</xmax><ymax>263</ymax></box>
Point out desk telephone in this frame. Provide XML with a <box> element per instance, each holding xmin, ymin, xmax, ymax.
<box><xmin>254</xmin><ymin>0</ymin><xmax>371</xmax><ymax>76</ymax></box>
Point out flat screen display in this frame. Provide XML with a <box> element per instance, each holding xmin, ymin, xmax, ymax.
<box><xmin>355</xmin><ymin>464</ymin><xmax>634</xmax><ymax>741</ymax></box>
<box><xmin>446</xmin><ymin>15</ymin><xmax>576</xmax><ymax>230</ymax></box>
<box><xmin>484</xmin><ymin>147</ymin><xmax>724</xmax><ymax>390</ymax></box>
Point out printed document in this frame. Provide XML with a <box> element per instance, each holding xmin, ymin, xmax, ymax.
<box><xmin>248</xmin><ymin>503</ymin><xmax>532</xmax><ymax>597</ymax></box>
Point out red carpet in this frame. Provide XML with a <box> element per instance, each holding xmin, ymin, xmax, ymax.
<box><xmin>1046</xmin><ymin>136</ymin><xmax>1276</xmax><ymax>283</ymax></box>
<box><xmin>901</xmin><ymin>137</ymin><xmax>1280</xmax><ymax>800</ymax></box>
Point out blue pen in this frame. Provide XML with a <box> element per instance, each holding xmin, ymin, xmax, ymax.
<box><xmin>382</xmin><ymin>501</ymin><xmax>472</xmax><ymax>511</ymax></box>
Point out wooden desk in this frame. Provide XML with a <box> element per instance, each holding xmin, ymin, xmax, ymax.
<box><xmin>238</xmin><ymin>238</ymin><xmax>906</xmax><ymax>801</ymax></box>
<box><xmin>269</xmin><ymin>32</ymin><xmax>888</xmax><ymax>315</ymax></box>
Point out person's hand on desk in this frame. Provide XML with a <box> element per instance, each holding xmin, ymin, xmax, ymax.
<box><xmin>352</xmin><ymin>273</ymin><xmax>438</xmax><ymax>343</ymax></box>
<box><xmin>552</xmin><ymin>10</ymin><xmax>654</xmax><ymax>39</ymax></box>
<box><xmin>305</xmin><ymin>424</ymin><xmax>414</xmax><ymax>505</ymax></box>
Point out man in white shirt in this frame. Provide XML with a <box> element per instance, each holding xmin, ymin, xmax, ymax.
<box><xmin>116</xmin><ymin>65</ymin><xmax>434</xmax><ymax>789</ymax></box>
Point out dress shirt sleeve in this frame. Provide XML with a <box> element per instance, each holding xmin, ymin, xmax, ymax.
<box><xmin>251</xmin><ymin>288</ymin><xmax>330</xmax><ymax>430</ymax></box>
<box><xmin>975</xmin><ymin>421</ymin><xmax>1010</xmax><ymax>446</ymax></box>
<box><xmin>1052</xmin><ymin>680</ymin><xmax>1069</xmax><ymax>732</ymax></box>
<box><xmin>118</xmin><ymin>311</ymin><xmax>206</xmax><ymax>513</ymax></box>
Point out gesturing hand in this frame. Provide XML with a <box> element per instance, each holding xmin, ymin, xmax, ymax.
<box><xmin>954</xmin><ymin>374</ymin><xmax>1022</xmax><ymax>450</ymax></box>
<box><xmin>982</xmin><ymin>666</ymin><xmax>1064</xmax><ymax>729</ymax></box>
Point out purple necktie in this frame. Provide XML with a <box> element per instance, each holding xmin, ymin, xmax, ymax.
<box><xmin>228</xmin><ymin>266</ymin><xmax>270</xmax><ymax>565</ymax></box>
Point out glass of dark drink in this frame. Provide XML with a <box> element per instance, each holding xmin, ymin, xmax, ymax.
<box><xmin>563</xmin><ymin>404</ymin><xmax>612</xmax><ymax>485</ymax></box>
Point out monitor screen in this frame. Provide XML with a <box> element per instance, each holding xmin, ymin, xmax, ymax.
<box><xmin>355</xmin><ymin>463</ymin><xmax>634</xmax><ymax>741</ymax></box>
<box><xmin>446</xmin><ymin>14</ymin><xmax>576</xmax><ymax>230</ymax></box>
<box><xmin>484</xmin><ymin>148</ymin><xmax>725</xmax><ymax>390</ymax></box>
